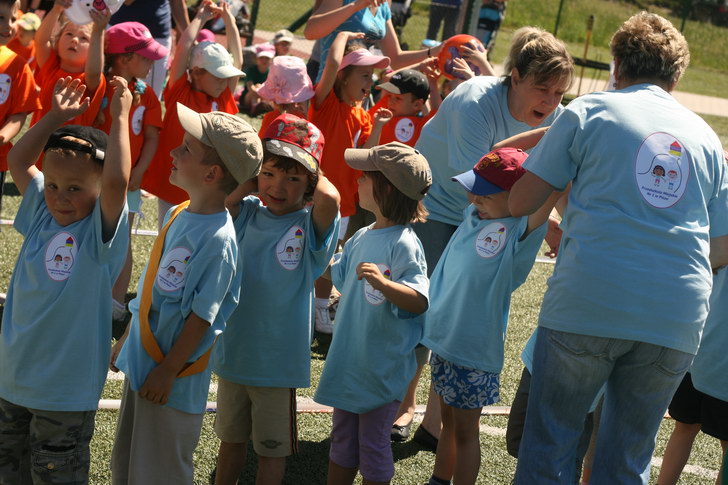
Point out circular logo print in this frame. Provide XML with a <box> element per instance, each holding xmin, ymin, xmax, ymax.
<box><xmin>275</xmin><ymin>226</ymin><xmax>305</xmax><ymax>270</ymax></box>
<box><xmin>156</xmin><ymin>246</ymin><xmax>192</xmax><ymax>292</ymax></box>
<box><xmin>635</xmin><ymin>132</ymin><xmax>690</xmax><ymax>209</ymax></box>
<box><xmin>131</xmin><ymin>105</ymin><xmax>146</xmax><ymax>136</ymax></box>
<box><xmin>45</xmin><ymin>232</ymin><xmax>77</xmax><ymax>281</ymax></box>
<box><xmin>394</xmin><ymin>118</ymin><xmax>416</xmax><ymax>143</ymax></box>
<box><xmin>363</xmin><ymin>263</ymin><xmax>391</xmax><ymax>305</ymax></box>
<box><xmin>475</xmin><ymin>223</ymin><xmax>507</xmax><ymax>258</ymax></box>
<box><xmin>0</xmin><ymin>74</ymin><xmax>11</xmax><ymax>105</ymax></box>
<box><xmin>211</xmin><ymin>101</ymin><xmax>219</xmax><ymax>111</ymax></box>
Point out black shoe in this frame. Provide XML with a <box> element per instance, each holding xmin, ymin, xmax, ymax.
<box><xmin>412</xmin><ymin>424</ymin><xmax>438</xmax><ymax>452</ymax></box>
<box><xmin>390</xmin><ymin>422</ymin><xmax>411</xmax><ymax>442</ymax></box>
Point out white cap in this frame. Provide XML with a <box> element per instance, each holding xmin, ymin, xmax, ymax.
<box><xmin>189</xmin><ymin>41</ymin><xmax>245</xmax><ymax>79</ymax></box>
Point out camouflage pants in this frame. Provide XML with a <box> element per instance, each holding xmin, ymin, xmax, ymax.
<box><xmin>0</xmin><ymin>397</ymin><xmax>95</xmax><ymax>485</ymax></box>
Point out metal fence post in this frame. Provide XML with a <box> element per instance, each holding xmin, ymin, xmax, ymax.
<box><xmin>246</xmin><ymin>0</ymin><xmax>261</xmax><ymax>46</ymax></box>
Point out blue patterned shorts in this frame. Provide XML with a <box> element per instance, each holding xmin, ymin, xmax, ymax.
<box><xmin>431</xmin><ymin>353</ymin><xmax>500</xmax><ymax>409</ymax></box>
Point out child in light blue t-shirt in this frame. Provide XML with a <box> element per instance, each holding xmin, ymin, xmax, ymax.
<box><xmin>315</xmin><ymin>142</ymin><xmax>431</xmax><ymax>485</ymax></box>
<box><xmin>211</xmin><ymin>113</ymin><xmax>340</xmax><ymax>485</ymax></box>
<box><xmin>0</xmin><ymin>76</ymin><xmax>131</xmax><ymax>483</ymax></box>
<box><xmin>421</xmin><ymin>147</ymin><xmax>563</xmax><ymax>485</ymax></box>
<box><xmin>109</xmin><ymin>103</ymin><xmax>263</xmax><ymax>484</ymax></box>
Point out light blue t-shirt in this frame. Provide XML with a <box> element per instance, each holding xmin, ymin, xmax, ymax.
<box><xmin>415</xmin><ymin>76</ymin><xmax>564</xmax><ymax>226</ymax></box>
<box><xmin>212</xmin><ymin>197</ymin><xmax>339</xmax><ymax>389</ymax></box>
<box><xmin>690</xmin><ymin>266</ymin><xmax>728</xmax><ymax>402</ymax></box>
<box><xmin>0</xmin><ymin>173</ymin><xmax>128</xmax><ymax>411</ymax></box>
<box><xmin>316</xmin><ymin>0</ymin><xmax>391</xmax><ymax>82</ymax></box>
<box><xmin>115</xmin><ymin>207</ymin><xmax>240</xmax><ymax>414</ymax></box>
<box><xmin>524</xmin><ymin>84</ymin><xmax>728</xmax><ymax>355</ymax></box>
<box><xmin>422</xmin><ymin>206</ymin><xmax>546</xmax><ymax>372</ymax></box>
<box><xmin>314</xmin><ymin>224</ymin><xmax>429</xmax><ymax>414</ymax></box>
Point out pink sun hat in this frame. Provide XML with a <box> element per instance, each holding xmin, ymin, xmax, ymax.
<box><xmin>339</xmin><ymin>48</ymin><xmax>390</xmax><ymax>71</ymax></box>
<box><xmin>257</xmin><ymin>56</ymin><xmax>315</xmax><ymax>104</ymax></box>
<box><xmin>105</xmin><ymin>22</ymin><xmax>168</xmax><ymax>60</ymax></box>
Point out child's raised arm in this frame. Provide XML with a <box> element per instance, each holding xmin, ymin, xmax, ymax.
<box><xmin>169</xmin><ymin>0</ymin><xmax>222</xmax><ymax>86</ymax></box>
<box><xmin>138</xmin><ymin>312</ymin><xmax>211</xmax><ymax>405</ymax></box>
<box><xmin>8</xmin><ymin>77</ymin><xmax>90</xmax><ymax>195</ymax></box>
<box><xmin>356</xmin><ymin>262</ymin><xmax>428</xmax><ymax>314</ymax></box>
<box><xmin>221</xmin><ymin>1</ymin><xmax>243</xmax><ymax>93</ymax></box>
<box><xmin>224</xmin><ymin>178</ymin><xmax>258</xmax><ymax>219</ymax></box>
<box><xmin>492</xmin><ymin>127</ymin><xmax>549</xmax><ymax>151</ymax></box>
<box><xmin>35</xmin><ymin>0</ymin><xmax>72</xmax><ymax>68</ymax></box>
<box><xmin>85</xmin><ymin>7</ymin><xmax>111</xmax><ymax>93</ymax></box>
<box><xmin>311</xmin><ymin>173</ymin><xmax>341</xmax><ymax>243</ymax></box>
<box><xmin>362</xmin><ymin>108</ymin><xmax>393</xmax><ymax>148</ymax></box>
<box><xmin>100</xmin><ymin>76</ymin><xmax>132</xmax><ymax>242</ymax></box>
<box><xmin>314</xmin><ymin>30</ymin><xmax>364</xmax><ymax>109</ymax></box>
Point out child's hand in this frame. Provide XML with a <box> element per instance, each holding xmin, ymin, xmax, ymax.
<box><xmin>339</xmin><ymin>31</ymin><xmax>366</xmax><ymax>42</ymax></box>
<box><xmin>452</xmin><ymin>57</ymin><xmax>475</xmax><ymax>80</ymax></box>
<box><xmin>221</xmin><ymin>0</ymin><xmax>235</xmax><ymax>21</ymax></box>
<box><xmin>544</xmin><ymin>215</ymin><xmax>562</xmax><ymax>258</ymax></box>
<box><xmin>49</xmin><ymin>77</ymin><xmax>91</xmax><ymax>123</ymax></box>
<box><xmin>356</xmin><ymin>262</ymin><xmax>389</xmax><ymax>291</ymax></box>
<box><xmin>54</xmin><ymin>0</ymin><xmax>73</xmax><ymax>8</ymax></box>
<box><xmin>196</xmin><ymin>0</ymin><xmax>223</xmax><ymax>22</ymax></box>
<box><xmin>461</xmin><ymin>42</ymin><xmax>491</xmax><ymax>75</ymax></box>
<box><xmin>139</xmin><ymin>365</ymin><xmax>176</xmax><ymax>405</ymax></box>
<box><xmin>373</xmin><ymin>107</ymin><xmax>393</xmax><ymax>125</ymax></box>
<box><xmin>109</xmin><ymin>76</ymin><xmax>132</xmax><ymax>118</ymax></box>
<box><xmin>421</xmin><ymin>59</ymin><xmax>441</xmax><ymax>83</ymax></box>
<box><xmin>89</xmin><ymin>6</ymin><xmax>112</xmax><ymax>31</ymax></box>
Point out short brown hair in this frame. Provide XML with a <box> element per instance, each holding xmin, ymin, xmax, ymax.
<box><xmin>503</xmin><ymin>26</ymin><xmax>574</xmax><ymax>88</ymax></box>
<box><xmin>44</xmin><ymin>136</ymin><xmax>99</xmax><ymax>167</ymax></box>
<box><xmin>262</xmin><ymin>149</ymin><xmax>319</xmax><ymax>202</ymax></box>
<box><xmin>368</xmin><ymin>171</ymin><xmax>428</xmax><ymax>225</ymax></box>
<box><xmin>201</xmin><ymin>147</ymin><xmax>238</xmax><ymax>194</ymax></box>
<box><xmin>611</xmin><ymin>12</ymin><xmax>689</xmax><ymax>87</ymax></box>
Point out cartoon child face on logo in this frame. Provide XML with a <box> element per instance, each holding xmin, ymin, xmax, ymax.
<box><xmin>45</xmin><ymin>232</ymin><xmax>77</xmax><ymax>281</ymax></box>
<box><xmin>0</xmin><ymin>74</ymin><xmax>11</xmax><ymax>105</ymax></box>
<box><xmin>156</xmin><ymin>248</ymin><xmax>191</xmax><ymax>292</ymax></box>
<box><xmin>476</xmin><ymin>223</ymin><xmax>507</xmax><ymax>258</ymax></box>
<box><xmin>276</xmin><ymin>226</ymin><xmax>305</xmax><ymax>270</ymax></box>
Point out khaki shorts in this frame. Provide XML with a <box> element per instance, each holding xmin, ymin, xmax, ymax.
<box><xmin>214</xmin><ymin>378</ymin><xmax>298</xmax><ymax>457</ymax></box>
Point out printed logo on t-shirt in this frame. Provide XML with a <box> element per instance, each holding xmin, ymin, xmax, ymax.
<box><xmin>363</xmin><ymin>263</ymin><xmax>391</xmax><ymax>305</ymax></box>
<box><xmin>45</xmin><ymin>232</ymin><xmax>77</xmax><ymax>281</ymax></box>
<box><xmin>211</xmin><ymin>101</ymin><xmax>219</xmax><ymax>111</ymax></box>
<box><xmin>156</xmin><ymin>246</ymin><xmax>192</xmax><ymax>292</ymax></box>
<box><xmin>394</xmin><ymin>118</ymin><xmax>416</xmax><ymax>143</ymax></box>
<box><xmin>635</xmin><ymin>132</ymin><xmax>689</xmax><ymax>209</ymax></box>
<box><xmin>131</xmin><ymin>105</ymin><xmax>146</xmax><ymax>136</ymax></box>
<box><xmin>275</xmin><ymin>225</ymin><xmax>305</xmax><ymax>270</ymax></box>
<box><xmin>0</xmin><ymin>74</ymin><xmax>11</xmax><ymax>105</ymax></box>
<box><xmin>475</xmin><ymin>223</ymin><xmax>507</xmax><ymax>258</ymax></box>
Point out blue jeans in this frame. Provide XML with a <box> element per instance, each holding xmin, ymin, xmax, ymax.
<box><xmin>514</xmin><ymin>327</ymin><xmax>693</xmax><ymax>485</ymax></box>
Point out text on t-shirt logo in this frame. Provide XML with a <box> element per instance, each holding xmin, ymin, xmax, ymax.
<box><xmin>475</xmin><ymin>222</ymin><xmax>507</xmax><ymax>258</ymax></box>
<box><xmin>635</xmin><ymin>132</ymin><xmax>689</xmax><ymax>209</ymax></box>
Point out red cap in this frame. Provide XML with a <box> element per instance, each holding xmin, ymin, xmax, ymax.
<box><xmin>262</xmin><ymin>114</ymin><xmax>325</xmax><ymax>173</ymax></box>
<box><xmin>106</xmin><ymin>22</ymin><xmax>168</xmax><ymax>61</ymax></box>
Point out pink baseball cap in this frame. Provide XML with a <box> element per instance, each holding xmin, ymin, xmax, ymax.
<box><xmin>338</xmin><ymin>49</ymin><xmax>390</xmax><ymax>71</ymax></box>
<box><xmin>256</xmin><ymin>43</ymin><xmax>275</xmax><ymax>58</ymax></box>
<box><xmin>257</xmin><ymin>56</ymin><xmax>314</xmax><ymax>104</ymax></box>
<box><xmin>196</xmin><ymin>29</ymin><xmax>216</xmax><ymax>44</ymax></box>
<box><xmin>105</xmin><ymin>22</ymin><xmax>168</xmax><ymax>61</ymax></box>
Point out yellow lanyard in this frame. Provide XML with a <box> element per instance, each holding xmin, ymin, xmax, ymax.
<box><xmin>139</xmin><ymin>201</ymin><xmax>215</xmax><ymax>378</ymax></box>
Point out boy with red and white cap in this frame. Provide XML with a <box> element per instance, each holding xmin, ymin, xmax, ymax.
<box><xmin>420</xmin><ymin>147</ymin><xmax>564</xmax><ymax>485</ymax></box>
<box><xmin>99</xmin><ymin>21</ymin><xmax>167</xmax><ymax>330</ymax></box>
<box><xmin>143</xmin><ymin>0</ymin><xmax>244</xmax><ymax>229</ymax></box>
<box><xmin>211</xmin><ymin>114</ymin><xmax>340</xmax><ymax>485</ymax></box>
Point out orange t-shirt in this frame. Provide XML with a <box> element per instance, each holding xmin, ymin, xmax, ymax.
<box><xmin>31</xmin><ymin>50</ymin><xmax>106</xmax><ymax>127</ymax></box>
<box><xmin>309</xmin><ymin>90</ymin><xmax>372</xmax><ymax>218</ymax></box>
<box><xmin>96</xmin><ymin>79</ymin><xmax>162</xmax><ymax>168</ymax></box>
<box><xmin>368</xmin><ymin>96</ymin><xmax>436</xmax><ymax>147</ymax></box>
<box><xmin>142</xmin><ymin>75</ymin><xmax>237</xmax><ymax>205</ymax></box>
<box><xmin>7</xmin><ymin>37</ymin><xmax>37</xmax><ymax>73</ymax></box>
<box><xmin>0</xmin><ymin>46</ymin><xmax>41</xmax><ymax>172</ymax></box>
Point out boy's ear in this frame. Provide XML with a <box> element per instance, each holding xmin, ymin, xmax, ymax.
<box><xmin>413</xmin><ymin>97</ymin><xmax>425</xmax><ymax>111</ymax></box>
<box><xmin>204</xmin><ymin>164</ymin><xmax>225</xmax><ymax>185</ymax></box>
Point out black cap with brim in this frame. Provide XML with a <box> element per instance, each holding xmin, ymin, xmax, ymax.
<box><xmin>378</xmin><ymin>69</ymin><xmax>430</xmax><ymax>101</ymax></box>
<box><xmin>44</xmin><ymin>125</ymin><xmax>108</xmax><ymax>162</ymax></box>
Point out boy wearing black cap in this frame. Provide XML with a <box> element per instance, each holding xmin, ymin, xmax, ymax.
<box><xmin>0</xmin><ymin>76</ymin><xmax>131</xmax><ymax>482</ymax></box>
<box><xmin>371</xmin><ymin>68</ymin><xmax>441</xmax><ymax>147</ymax></box>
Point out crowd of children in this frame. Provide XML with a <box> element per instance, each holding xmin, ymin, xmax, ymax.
<box><xmin>0</xmin><ymin>0</ymin><xmax>726</xmax><ymax>485</ymax></box>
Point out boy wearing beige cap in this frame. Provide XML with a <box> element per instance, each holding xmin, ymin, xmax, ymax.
<box><xmin>315</xmin><ymin>142</ymin><xmax>431</xmax><ymax>485</ymax></box>
<box><xmin>110</xmin><ymin>103</ymin><xmax>263</xmax><ymax>485</ymax></box>
<box><xmin>7</xmin><ymin>11</ymin><xmax>40</xmax><ymax>72</ymax></box>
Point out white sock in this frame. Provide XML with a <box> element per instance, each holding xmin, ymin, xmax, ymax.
<box><xmin>112</xmin><ymin>300</ymin><xmax>126</xmax><ymax>320</ymax></box>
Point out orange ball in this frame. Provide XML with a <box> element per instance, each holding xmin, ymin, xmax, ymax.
<box><xmin>437</xmin><ymin>34</ymin><xmax>486</xmax><ymax>80</ymax></box>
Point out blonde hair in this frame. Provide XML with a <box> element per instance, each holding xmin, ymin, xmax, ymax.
<box><xmin>610</xmin><ymin>12</ymin><xmax>689</xmax><ymax>87</ymax></box>
<box><xmin>51</xmin><ymin>17</ymin><xmax>92</xmax><ymax>49</ymax></box>
<box><xmin>503</xmin><ymin>26</ymin><xmax>574</xmax><ymax>88</ymax></box>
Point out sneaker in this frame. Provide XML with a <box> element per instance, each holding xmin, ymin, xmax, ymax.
<box><xmin>315</xmin><ymin>304</ymin><xmax>334</xmax><ymax>334</ymax></box>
